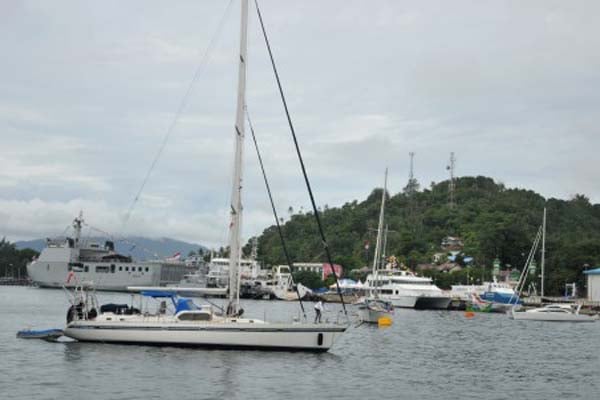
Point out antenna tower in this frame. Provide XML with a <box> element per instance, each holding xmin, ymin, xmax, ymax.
<box><xmin>447</xmin><ymin>152</ymin><xmax>456</xmax><ymax>209</ymax></box>
<box><xmin>408</xmin><ymin>152</ymin><xmax>415</xmax><ymax>195</ymax></box>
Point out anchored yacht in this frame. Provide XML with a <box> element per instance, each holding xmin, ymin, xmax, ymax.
<box><xmin>63</xmin><ymin>286</ymin><xmax>345</xmax><ymax>351</ymax></box>
<box><xmin>27</xmin><ymin>214</ymin><xmax>194</xmax><ymax>291</ymax></box>
<box><xmin>62</xmin><ymin>0</ymin><xmax>348</xmax><ymax>351</ymax></box>
<box><xmin>365</xmin><ymin>269</ymin><xmax>451</xmax><ymax>309</ymax></box>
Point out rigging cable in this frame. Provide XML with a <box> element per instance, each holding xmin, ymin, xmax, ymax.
<box><xmin>246</xmin><ymin>109</ymin><xmax>307</xmax><ymax>319</ymax></box>
<box><xmin>120</xmin><ymin>0</ymin><xmax>235</xmax><ymax>232</ymax></box>
<box><xmin>254</xmin><ymin>0</ymin><xmax>347</xmax><ymax>316</ymax></box>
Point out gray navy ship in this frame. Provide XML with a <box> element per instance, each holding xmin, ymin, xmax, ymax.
<box><xmin>27</xmin><ymin>213</ymin><xmax>195</xmax><ymax>291</ymax></box>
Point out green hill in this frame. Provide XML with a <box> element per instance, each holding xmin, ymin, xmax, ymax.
<box><xmin>253</xmin><ymin>176</ymin><xmax>600</xmax><ymax>294</ymax></box>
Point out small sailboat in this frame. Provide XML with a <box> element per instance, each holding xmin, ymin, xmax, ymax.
<box><xmin>511</xmin><ymin>304</ymin><xmax>598</xmax><ymax>322</ymax></box>
<box><xmin>62</xmin><ymin>0</ymin><xmax>348</xmax><ymax>351</ymax></box>
<box><xmin>358</xmin><ymin>169</ymin><xmax>393</xmax><ymax>324</ymax></box>
<box><xmin>510</xmin><ymin>208</ymin><xmax>597</xmax><ymax>322</ymax></box>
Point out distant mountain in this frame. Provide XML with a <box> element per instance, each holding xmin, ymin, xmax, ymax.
<box><xmin>15</xmin><ymin>236</ymin><xmax>207</xmax><ymax>261</ymax></box>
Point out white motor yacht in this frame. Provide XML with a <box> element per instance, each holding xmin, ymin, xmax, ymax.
<box><xmin>365</xmin><ymin>269</ymin><xmax>451</xmax><ymax>309</ymax></box>
<box><xmin>510</xmin><ymin>304</ymin><xmax>598</xmax><ymax>322</ymax></box>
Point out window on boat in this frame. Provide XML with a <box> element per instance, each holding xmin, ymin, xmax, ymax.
<box><xmin>119</xmin><ymin>266</ymin><xmax>122</xmax><ymax>271</ymax></box>
<box><xmin>138</xmin><ymin>267</ymin><xmax>142</xmax><ymax>272</ymax></box>
<box><xmin>96</xmin><ymin>266</ymin><xmax>109</xmax><ymax>273</ymax></box>
<box><xmin>110</xmin><ymin>264</ymin><xmax>115</xmax><ymax>273</ymax></box>
<box><xmin>125</xmin><ymin>267</ymin><xmax>129</xmax><ymax>272</ymax></box>
<box><xmin>145</xmin><ymin>267</ymin><xmax>149</xmax><ymax>272</ymax></box>
<box><xmin>84</xmin><ymin>265</ymin><xmax>89</xmax><ymax>273</ymax></box>
<box><xmin>381</xmin><ymin>289</ymin><xmax>393</xmax><ymax>295</ymax></box>
<box><xmin>177</xmin><ymin>312</ymin><xmax>212</xmax><ymax>321</ymax></box>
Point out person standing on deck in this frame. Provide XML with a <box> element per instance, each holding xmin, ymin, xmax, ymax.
<box><xmin>314</xmin><ymin>300</ymin><xmax>324</xmax><ymax>323</ymax></box>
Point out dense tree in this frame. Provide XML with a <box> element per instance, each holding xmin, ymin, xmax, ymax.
<box><xmin>0</xmin><ymin>238</ymin><xmax>39</xmax><ymax>278</ymax></box>
<box><xmin>292</xmin><ymin>271</ymin><xmax>323</xmax><ymax>289</ymax></box>
<box><xmin>252</xmin><ymin>176</ymin><xmax>600</xmax><ymax>295</ymax></box>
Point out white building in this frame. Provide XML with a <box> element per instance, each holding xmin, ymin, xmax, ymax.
<box><xmin>584</xmin><ymin>268</ymin><xmax>600</xmax><ymax>302</ymax></box>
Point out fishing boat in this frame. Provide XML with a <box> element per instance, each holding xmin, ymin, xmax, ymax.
<box><xmin>358</xmin><ymin>169</ymin><xmax>394</xmax><ymax>323</ymax></box>
<box><xmin>62</xmin><ymin>0</ymin><xmax>348</xmax><ymax>351</ymax></box>
<box><xmin>452</xmin><ymin>278</ymin><xmax>520</xmax><ymax>312</ymax></box>
<box><xmin>510</xmin><ymin>304</ymin><xmax>598</xmax><ymax>322</ymax></box>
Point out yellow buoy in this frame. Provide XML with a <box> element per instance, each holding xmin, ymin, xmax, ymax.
<box><xmin>378</xmin><ymin>316</ymin><xmax>393</xmax><ymax>327</ymax></box>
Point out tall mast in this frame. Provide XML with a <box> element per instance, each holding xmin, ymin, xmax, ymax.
<box><xmin>541</xmin><ymin>207</ymin><xmax>546</xmax><ymax>298</ymax></box>
<box><xmin>372</xmin><ymin>169</ymin><xmax>388</xmax><ymax>273</ymax></box>
<box><xmin>73</xmin><ymin>211</ymin><xmax>84</xmax><ymax>248</ymax></box>
<box><xmin>382</xmin><ymin>224</ymin><xmax>389</xmax><ymax>268</ymax></box>
<box><xmin>227</xmin><ymin>0</ymin><xmax>248</xmax><ymax>316</ymax></box>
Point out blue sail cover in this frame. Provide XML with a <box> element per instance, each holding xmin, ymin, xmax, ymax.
<box><xmin>175</xmin><ymin>298</ymin><xmax>198</xmax><ymax>314</ymax></box>
<box><xmin>140</xmin><ymin>291</ymin><xmax>177</xmax><ymax>298</ymax></box>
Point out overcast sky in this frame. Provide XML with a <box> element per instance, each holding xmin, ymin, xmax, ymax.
<box><xmin>1</xmin><ymin>0</ymin><xmax>599</xmax><ymax>246</ymax></box>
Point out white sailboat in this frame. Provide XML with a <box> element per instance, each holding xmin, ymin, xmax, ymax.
<box><xmin>62</xmin><ymin>0</ymin><xmax>347</xmax><ymax>351</ymax></box>
<box><xmin>358</xmin><ymin>169</ymin><xmax>393</xmax><ymax>323</ymax></box>
<box><xmin>510</xmin><ymin>208</ymin><xmax>597</xmax><ymax>322</ymax></box>
<box><xmin>511</xmin><ymin>303</ymin><xmax>598</xmax><ymax>322</ymax></box>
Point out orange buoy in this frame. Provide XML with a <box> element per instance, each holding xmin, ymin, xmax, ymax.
<box><xmin>464</xmin><ymin>311</ymin><xmax>475</xmax><ymax>318</ymax></box>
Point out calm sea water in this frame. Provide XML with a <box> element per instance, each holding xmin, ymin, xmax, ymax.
<box><xmin>1</xmin><ymin>286</ymin><xmax>598</xmax><ymax>400</ymax></box>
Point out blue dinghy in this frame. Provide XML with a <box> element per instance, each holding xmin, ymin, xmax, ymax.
<box><xmin>17</xmin><ymin>329</ymin><xmax>64</xmax><ymax>341</ymax></box>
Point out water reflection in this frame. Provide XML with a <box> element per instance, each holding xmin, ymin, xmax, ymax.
<box><xmin>3</xmin><ymin>287</ymin><xmax>600</xmax><ymax>400</ymax></box>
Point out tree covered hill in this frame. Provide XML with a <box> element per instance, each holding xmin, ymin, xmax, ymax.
<box><xmin>254</xmin><ymin>176</ymin><xmax>600</xmax><ymax>294</ymax></box>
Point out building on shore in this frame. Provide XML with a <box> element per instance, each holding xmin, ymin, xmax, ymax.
<box><xmin>291</xmin><ymin>262</ymin><xmax>343</xmax><ymax>280</ymax></box>
<box><xmin>584</xmin><ymin>267</ymin><xmax>600</xmax><ymax>302</ymax></box>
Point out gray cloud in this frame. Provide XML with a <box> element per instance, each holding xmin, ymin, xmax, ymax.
<box><xmin>1</xmin><ymin>0</ymin><xmax>599</xmax><ymax>245</ymax></box>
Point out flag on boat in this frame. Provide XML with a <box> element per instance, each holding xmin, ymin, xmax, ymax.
<box><xmin>166</xmin><ymin>252</ymin><xmax>181</xmax><ymax>262</ymax></box>
<box><xmin>66</xmin><ymin>271</ymin><xmax>75</xmax><ymax>283</ymax></box>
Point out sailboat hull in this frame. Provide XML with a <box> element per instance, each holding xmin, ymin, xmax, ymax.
<box><xmin>64</xmin><ymin>321</ymin><xmax>347</xmax><ymax>352</ymax></box>
<box><xmin>510</xmin><ymin>310</ymin><xmax>598</xmax><ymax>322</ymax></box>
<box><xmin>358</xmin><ymin>308</ymin><xmax>392</xmax><ymax>324</ymax></box>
